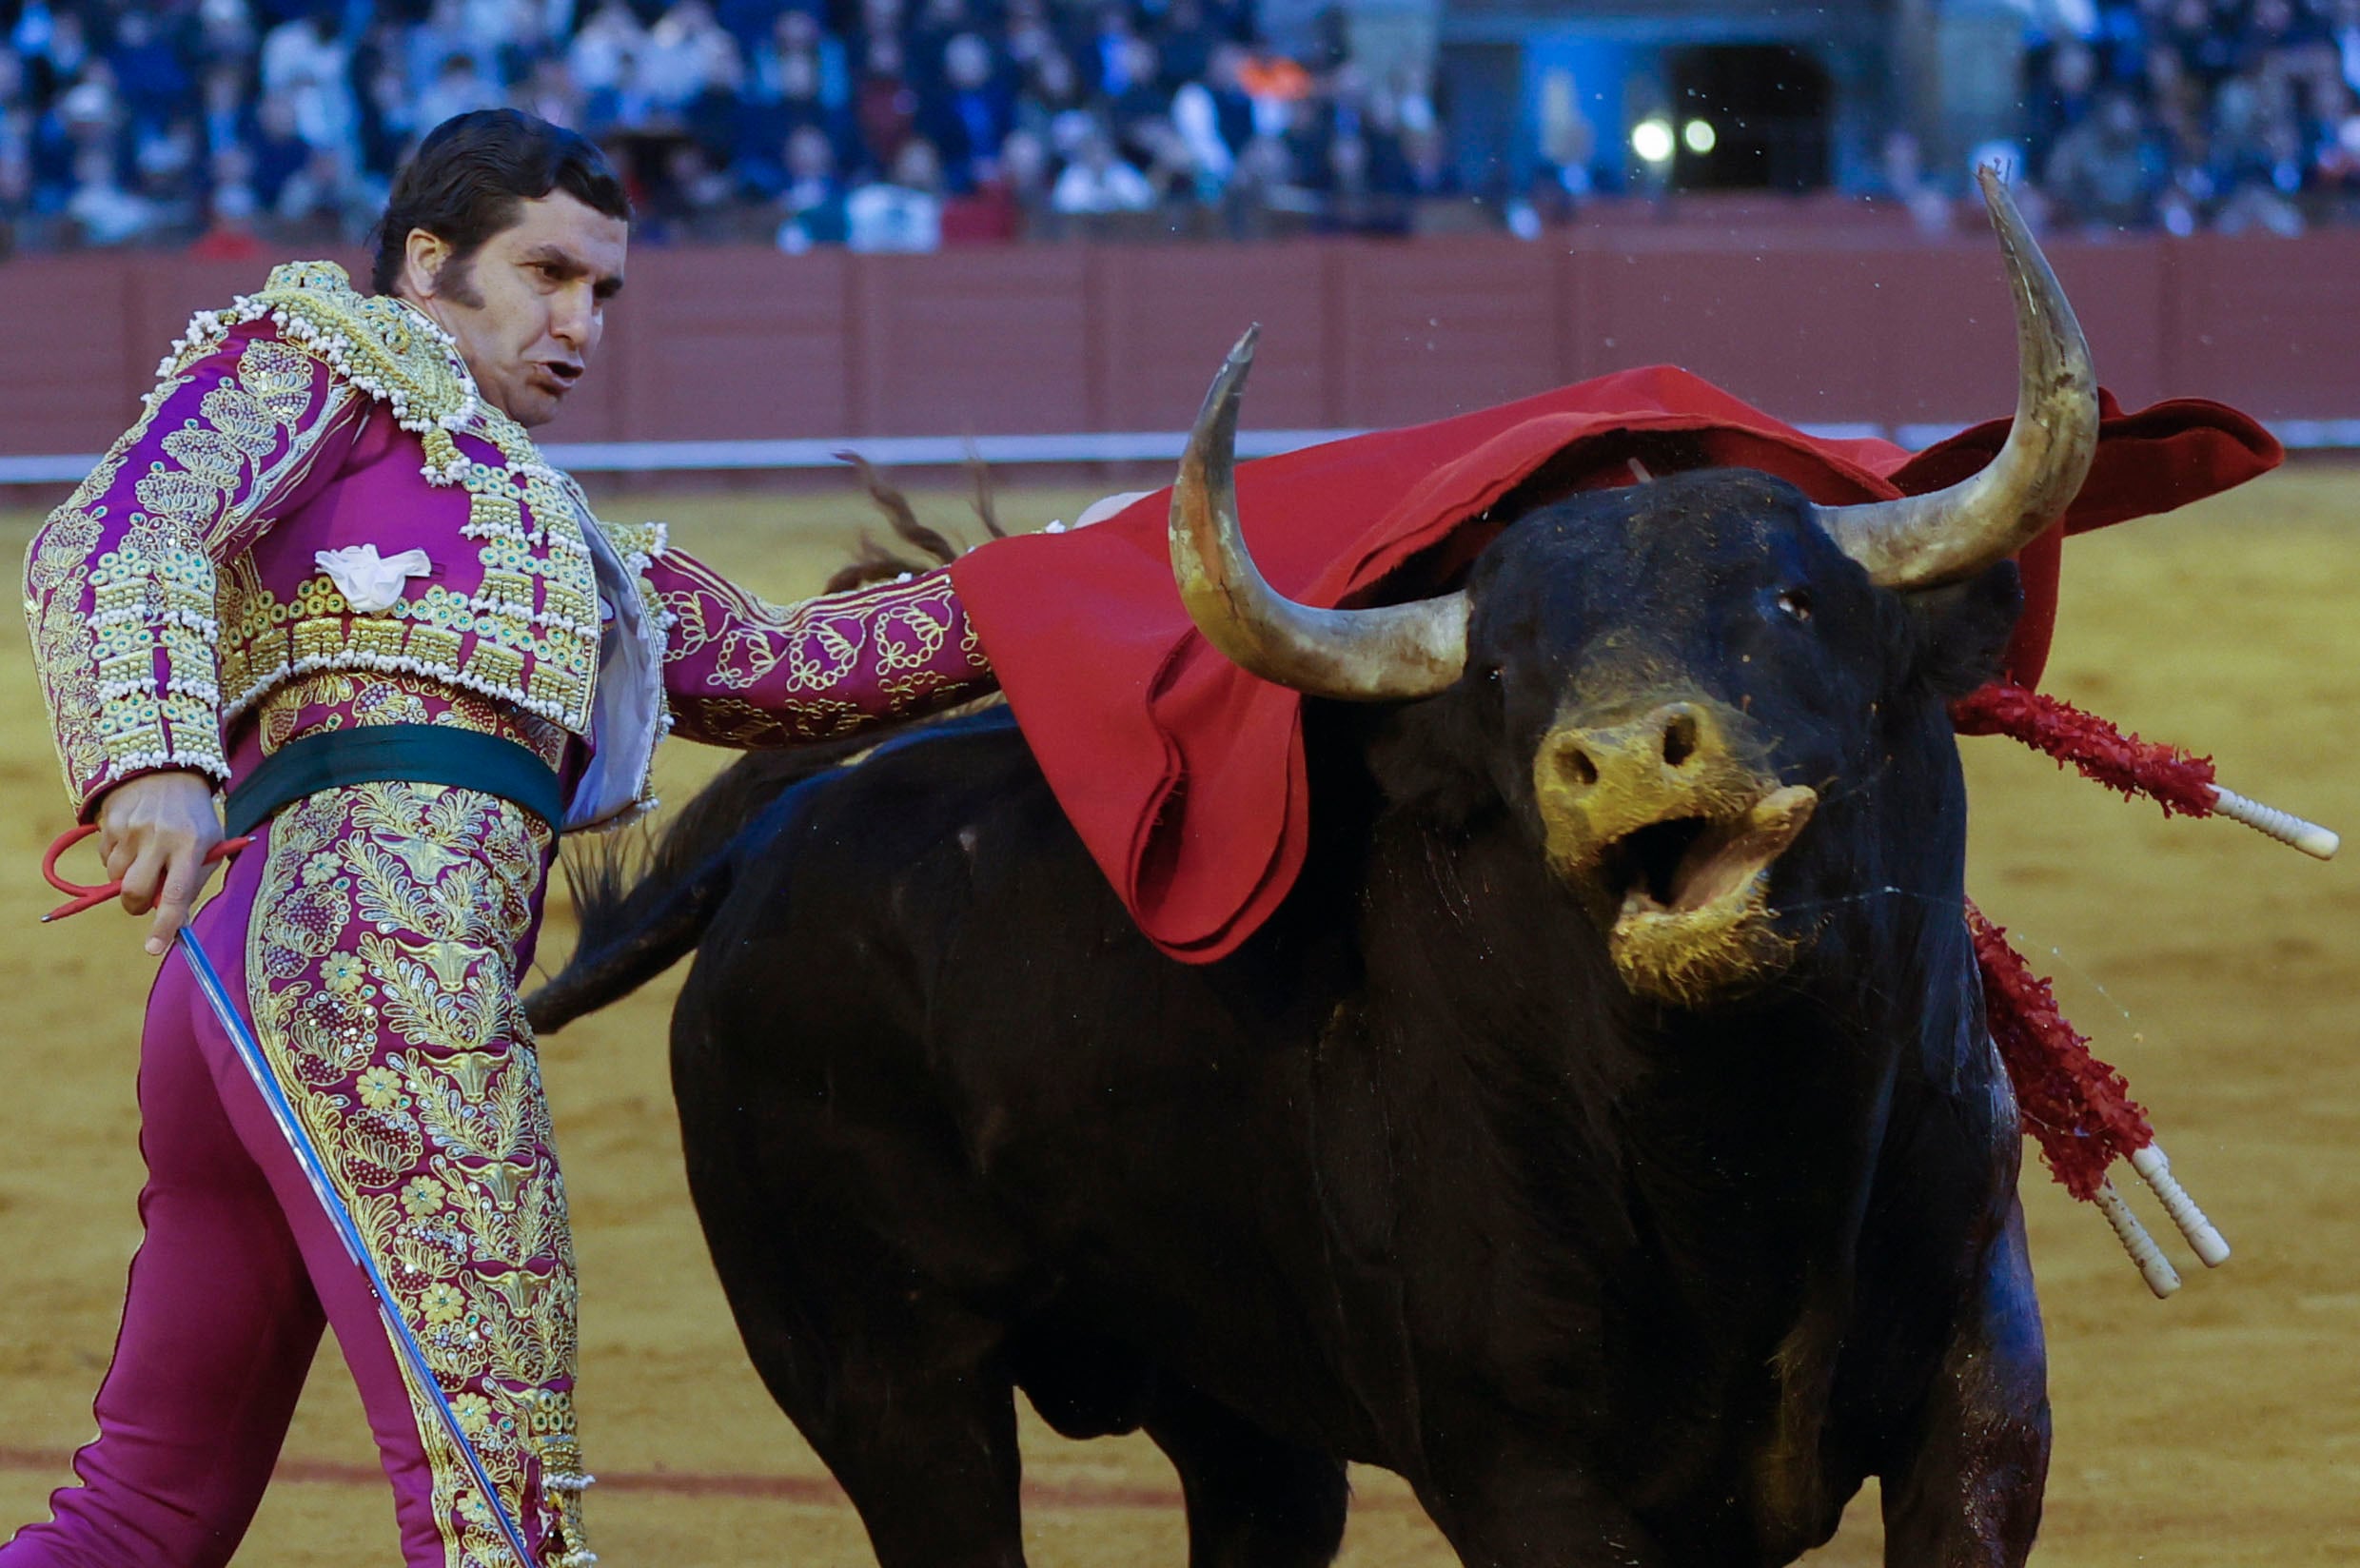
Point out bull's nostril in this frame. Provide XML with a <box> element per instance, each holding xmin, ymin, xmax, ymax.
<box><xmin>1563</xmin><ymin>748</ymin><xmax>1599</xmax><ymax>787</ymax></box>
<box><xmin>1662</xmin><ymin>712</ymin><xmax>1701</xmax><ymax>769</ymax></box>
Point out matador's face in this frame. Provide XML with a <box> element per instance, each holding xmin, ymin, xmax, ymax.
<box><xmin>403</xmin><ymin>192</ymin><xmax>628</xmax><ymax>429</ymax></box>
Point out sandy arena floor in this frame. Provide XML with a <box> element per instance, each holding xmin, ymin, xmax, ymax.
<box><xmin>1</xmin><ymin>469</ymin><xmax>2354</xmax><ymax>1565</ymax></box>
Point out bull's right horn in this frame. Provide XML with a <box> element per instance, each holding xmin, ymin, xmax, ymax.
<box><xmin>1170</xmin><ymin>327</ymin><xmax>1470</xmax><ymax>700</ymax></box>
<box><xmin>1814</xmin><ymin>167</ymin><xmax>2099</xmax><ymax>590</ymax></box>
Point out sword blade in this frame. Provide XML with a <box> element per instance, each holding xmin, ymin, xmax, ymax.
<box><xmin>175</xmin><ymin>925</ymin><xmax>541</xmax><ymax>1568</ymax></box>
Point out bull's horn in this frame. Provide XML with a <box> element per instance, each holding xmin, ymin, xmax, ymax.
<box><xmin>1170</xmin><ymin>326</ymin><xmax>1470</xmax><ymax>700</ymax></box>
<box><xmin>1815</xmin><ymin>167</ymin><xmax>2098</xmax><ymax>590</ymax></box>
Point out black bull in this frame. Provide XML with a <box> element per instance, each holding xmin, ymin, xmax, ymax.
<box><xmin>529</xmin><ymin>468</ymin><xmax>2051</xmax><ymax>1567</ymax></box>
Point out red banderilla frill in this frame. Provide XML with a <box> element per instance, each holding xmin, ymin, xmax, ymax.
<box><xmin>1953</xmin><ymin>682</ymin><xmax>2284</xmax><ymax>1296</ymax></box>
<box><xmin>1953</xmin><ymin>680</ymin><xmax>2337</xmax><ymax>858</ymax></box>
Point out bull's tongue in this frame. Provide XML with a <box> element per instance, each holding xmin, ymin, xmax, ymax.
<box><xmin>1659</xmin><ymin>785</ymin><xmax>1819</xmax><ymax>914</ymax></box>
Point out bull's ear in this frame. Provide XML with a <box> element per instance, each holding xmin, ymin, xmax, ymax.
<box><xmin>1904</xmin><ymin>559</ymin><xmax>2022</xmax><ymax>698</ymax></box>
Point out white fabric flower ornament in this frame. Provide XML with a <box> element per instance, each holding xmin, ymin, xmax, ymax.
<box><xmin>316</xmin><ymin>544</ymin><xmax>432</xmax><ymax>613</ymax></box>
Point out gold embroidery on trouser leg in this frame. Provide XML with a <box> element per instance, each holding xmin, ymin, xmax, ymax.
<box><xmin>246</xmin><ymin>782</ymin><xmax>593</xmax><ymax>1566</ymax></box>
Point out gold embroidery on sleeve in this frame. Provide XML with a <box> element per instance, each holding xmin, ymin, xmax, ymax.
<box><xmin>26</xmin><ymin>335</ymin><xmax>360</xmax><ymax>798</ymax></box>
<box><xmin>660</xmin><ymin>566</ymin><xmax>987</xmax><ymax>744</ymax></box>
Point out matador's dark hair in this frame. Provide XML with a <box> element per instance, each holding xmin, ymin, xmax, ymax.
<box><xmin>369</xmin><ymin>109</ymin><xmax>631</xmax><ymax>295</ymax></box>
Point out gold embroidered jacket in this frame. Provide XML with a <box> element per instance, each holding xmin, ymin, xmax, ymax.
<box><xmin>22</xmin><ymin>260</ymin><xmax>993</xmax><ymax>828</ymax></box>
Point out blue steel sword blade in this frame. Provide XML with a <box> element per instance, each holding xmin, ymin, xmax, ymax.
<box><xmin>173</xmin><ymin>924</ymin><xmax>541</xmax><ymax>1568</ymax></box>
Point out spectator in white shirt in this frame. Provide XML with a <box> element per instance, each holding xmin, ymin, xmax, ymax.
<box><xmin>567</xmin><ymin>0</ymin><xmax>644</xmax><ymax>93</ymax></box>
<box><xmin>1170</xmin><ymin>78</ymin><xmax>1235</xmax><ymax>187</ymax></box>
<box><xmin>639</xmin><ymin>0</ymin><xmax>738</xmax><ymax>108</ymax></box>
<box><xmin>1051</xmin><ymin>130</ymin><xmax>1153</xmax><ymax>212</ymax></box>
<box><xmin>260</xmin><ymin>10</ymin><xmax>355</xmax><ymax>153</ymax></box>
<box><xmin>847</xmin><ymin>136</ymin><xmax>946</xmax><ymax>250</ymax></box>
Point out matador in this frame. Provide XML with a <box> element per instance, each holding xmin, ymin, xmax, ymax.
<box><xmin>10</xmin><ymin>111</ymin><xmax>994</xmax><ymax>1567</ymax></box>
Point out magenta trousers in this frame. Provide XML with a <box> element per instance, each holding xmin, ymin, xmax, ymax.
<box><xmin>3</xmin><ymin>781</ymin><xmax>587</xmax><ymax>1568</ymax></box>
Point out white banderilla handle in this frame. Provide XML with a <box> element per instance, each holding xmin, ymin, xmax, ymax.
<box><xmin>2094</xmin><ymin>1179</ymin><xmax>2181</xmax><ymax>1299</ymax></box>
<box><xmin>2211</xmin><ymin>785</ymin><xmax>2339</xmax><ymax>861</ymax></box>
<box><xmin>2130</xmin><ymin>1142</ymin><xmax>2231</xmax><ymax>1267</ymax></box>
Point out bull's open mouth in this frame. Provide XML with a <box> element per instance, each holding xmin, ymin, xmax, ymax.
<box><xmin>1594</xmin><ymin>785</ymin><xmax>1819</xmax><ymax>1004</ymax></box>
<box><xmin>1600</xmin><ymin>785</ymin><xmax>1819</xmax><ymax>926</ymax></box>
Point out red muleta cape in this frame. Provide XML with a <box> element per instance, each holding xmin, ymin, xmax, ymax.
<box><xmin>949</xmin><ymin>365</ymin><xmax>2279</xmax><ymax>963</ymax></box>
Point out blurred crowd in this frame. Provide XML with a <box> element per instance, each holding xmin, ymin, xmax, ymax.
<box><xmin>0</xmin><ymin>0</ymin><xmax>1456</xmax><ymax>255</ymax></box>
<box><xmin>6</xmin><ymin>0</ymin><xmax>2359</xmax><ymax>257</ymax></box>
<box><xmin>2015</xmin><ymin>0</ymin><xmax>2360</xmax><ymax>233</ymax></box>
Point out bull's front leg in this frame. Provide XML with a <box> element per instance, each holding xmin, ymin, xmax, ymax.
<box><xmin>1879</xmin><ymin>1196</ymin><xmax>2050</xmax><ymax>1567</ymax></box>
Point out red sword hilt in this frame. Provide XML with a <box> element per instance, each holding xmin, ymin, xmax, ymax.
<box><xmin>41</xmin><ymin>823</ymin><xmax>252</xmax><ymax>923</ymax></box>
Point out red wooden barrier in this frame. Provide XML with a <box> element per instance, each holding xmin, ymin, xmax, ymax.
<box><xmin>4</xmin><ymin>230</ymin><xmax>2352</xmax><ymax>462</ymax></box>
<box><xmin>1089</xmin><ymin>245</ymin><xmax>1332</xmax><ymax>429</ymax></box>
<box><xmin>2166</xmin><ymin>232</ymin><xmax>2360</xmax><ymax>418</ymax></box>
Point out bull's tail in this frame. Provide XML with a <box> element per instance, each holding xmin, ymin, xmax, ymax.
<box><xmin>820</xmin><ymin>449</ymin><xmax>1007</xmax><ymax>592</ymax></box>
<box><xmin>524</xmin><ymin>832</ymin><xmax>731</xmax><ymax>1035</ymax></box>
<box><xmin>525</xmin><ymin>734</ymin><xmax>882</xmax><ymax>1033</ymax></box>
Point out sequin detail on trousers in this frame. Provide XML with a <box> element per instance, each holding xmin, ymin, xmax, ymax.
<box><xmin>246</xmin><ymin>780</ymin><xmax>591</xmax><ymax>1567</ymax></box>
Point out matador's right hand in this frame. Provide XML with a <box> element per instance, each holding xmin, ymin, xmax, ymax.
<box><xmin>96</xmin><ymin>772</ymin><xmax>226</xmax><ymax>956</ymax></box>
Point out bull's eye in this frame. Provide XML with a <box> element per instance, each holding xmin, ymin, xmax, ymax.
<box><xmin>1776</xmin><ymin>588</ymin><xmax>1813</xmax><ymax>623</ymax></box>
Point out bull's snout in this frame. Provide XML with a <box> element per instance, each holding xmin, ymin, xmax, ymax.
<box><xmin>1541</xmin><ymin>701</ymin><xmax>1719</xmax><ymax>806</ymax></box>
<box><xmin>1536</xmin><ymin>698</ymin><xmax>1774</xmax><ymax>889</ymax></box>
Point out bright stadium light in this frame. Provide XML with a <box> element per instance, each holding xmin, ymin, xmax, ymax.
<box><xmin>1683</xmin><ymin>118</ymin><xmax>1717</xmax><ymax>155</ymax></box>
<box><xmin>1631</xmin><ymin>117</ymin><xmax>1675</xmax><ymax>164</ymax></box>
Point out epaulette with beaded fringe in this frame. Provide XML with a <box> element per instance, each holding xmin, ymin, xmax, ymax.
<box><xmin>163</xmin><ymin>259</ymin><xmax>482</xmax><ymax>442</ymax></box>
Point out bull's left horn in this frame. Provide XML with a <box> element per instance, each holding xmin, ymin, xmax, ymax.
<box><xmin>1815</xmin><ymin>167</ymin><xmax>2098</xmax><ymax>590</ymax></box>
<box><xmin>1170</xmin><ymin>327</ymin><xmax>1470</xmax><ymax>700</ymax></box>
